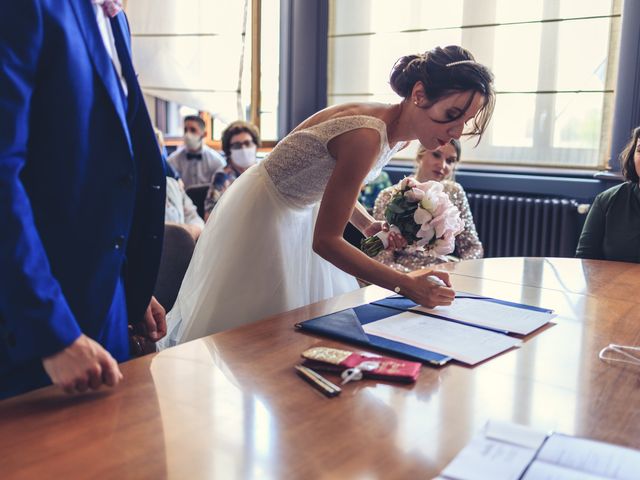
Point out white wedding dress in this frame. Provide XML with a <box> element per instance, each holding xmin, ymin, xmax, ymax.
<box><xmin>158</xmin><ymin>115</ymin><xmax>405</xmax><ymax>348</ymax></box>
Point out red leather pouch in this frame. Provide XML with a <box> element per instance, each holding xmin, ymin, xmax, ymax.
<box><xmin>301</xmin><ymin>347</ymin><xmax>421</xmax><ymax>383</ymax></box>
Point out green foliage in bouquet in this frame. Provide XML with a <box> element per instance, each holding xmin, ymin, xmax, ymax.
<box><xmin>360</xmin><ymin>185</ymin><xmax>420</xmax><ymax>257</ymax></box>
<box><xmin>383</xmin><ymin>194</ymin><xmax>422</xmax><ymax>244</ymax></box>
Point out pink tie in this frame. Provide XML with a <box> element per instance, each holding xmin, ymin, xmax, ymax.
<box><xmin>93</xmin><ymin>0</ymin><xmax>123</xmax><ymax>18</ymax></box>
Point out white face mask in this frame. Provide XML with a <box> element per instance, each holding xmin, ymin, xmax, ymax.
<box><xmin>230</xmin><ymin>146</ymin><xmax>257</xmax><ymax>169</ymax></box>
<box><xmin>184</xmin><ymin>132</ymin><xmax>203</xmax><ymax>151</ymax></box>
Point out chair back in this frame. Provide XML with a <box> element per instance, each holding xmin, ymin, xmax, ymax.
<box><xmin>185</xmin><ymin>184</ymin><xmax>210</xmax><ymax>219</ymax></box>
<box><xmin>153</xmin><ymin>224</ymin><xmax>196</xmax><ymax>311</ymax></box>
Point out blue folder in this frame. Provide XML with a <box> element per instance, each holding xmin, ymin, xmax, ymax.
<box><xmin>295</xmin><ymin>303</ymin><xmax>451</xmax><ymax>365</ymax></box>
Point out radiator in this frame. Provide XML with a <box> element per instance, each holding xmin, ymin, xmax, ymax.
<box><xmin>466</xmin><ymin>193</ymin><xmax>588</xmax><ymax>258</ymax></box>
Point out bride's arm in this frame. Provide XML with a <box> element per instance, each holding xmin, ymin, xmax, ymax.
<box><xmin>314</xmin><ymin>129</ymin><xmax>454</xmax><ymax>308</ymax></box>
<box><xmin>350</xmin><ymin>201</ymin><xmax>374</xmax><ymax>234</ymax></box>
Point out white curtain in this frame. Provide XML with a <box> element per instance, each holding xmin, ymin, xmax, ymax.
<box><xmin>126</xmin><ymin>0</ymin><xmax>251</xmax><ymax>123</ymax></box>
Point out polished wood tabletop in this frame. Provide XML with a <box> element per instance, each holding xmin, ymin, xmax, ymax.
<box><xmin>2</xmin><ymin>258</ymin><xmax>640</xmax><ymax>479</ymax></box>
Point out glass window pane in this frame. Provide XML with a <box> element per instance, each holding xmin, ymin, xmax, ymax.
<box><xmin>495</xmin><ymin>0</ymin><xmax>543</xmax><ymax>23</ymax></box>
<box><xmin>331</xmin><ymin>0</ymin><xmax>463</xmax><ymax>36</ymax></box>
<box><xmin>260</xmin><ymin>0</ymin><xmax>280</xmax><ymax>139</ymax></box>
<box><xmin>555</xmin><ymin>18</ymin><xmax>611</xmax><ymax>91</ymax></box>
<box><xmin>490</xmin><ymin>94</ymin><xmax>536</xmax><ymax>147</ymax></box>
<box><xmin>492</xmin><ymin>24</ymin><xmax>542</xmax><ymax>92</ymax></box>
<box><xmin>552</xmin><ymin>92</ymin><xmax>604</xmax><ymax>150</ymax></box>
<box><xmin>328</xmin><ymin>0</ymin><xmax>617</xmax><ymax>168</ymax></box>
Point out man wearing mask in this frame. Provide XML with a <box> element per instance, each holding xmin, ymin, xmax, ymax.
<box><xmin>167</xmin><ymin>115</ymin><xmax>226</xmax><ymax>189</ymax></box>
<box><xmin>203</xmin><ymin>121</ymin><xmax>261</xmax><ymax>220</ymax></box>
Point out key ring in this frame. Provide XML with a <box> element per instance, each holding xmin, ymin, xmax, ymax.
<box><xmin>340</xmin><ymin>361</ymin><xmax>381</xmax><ymax>385</ymax></box>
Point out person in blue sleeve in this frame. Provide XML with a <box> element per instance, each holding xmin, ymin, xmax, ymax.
<box><xmin>0</xmin><ymin>0</ymin><xmax>167</xmax><ymax>399</ymax></box>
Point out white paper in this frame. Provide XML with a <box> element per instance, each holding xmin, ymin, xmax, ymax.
<box><xmin>441</xmin><ymin>434</ymin><xmax>540</xmax><ymax>480</ymax></box>
<box><xmin>485</xmin><ymin>420</ymin><xmax>550</xmax><ymax>450</ymax></box>
<box><xmin>527</xmin><ymin>434</ymin><xmax>640</xmax><ymax>480</ymax></box>
<box><xmin>411</xmin><ymin>292</ymin><xmax>556</xmax><ymax>335</ymax></box>
<box><xmin>523</xmin><ymin>462</ymin><xmax>608</xmax><ymax>480</ymax></box>
<box><xmin>362</xmin><ymin>312</ymin><xmax>521</xmax><ymax>365</ymax></box>
<box><xmin>440</xmin><ymin>422</ymin><xmax>640</xmax><ymax>480</ymax></box>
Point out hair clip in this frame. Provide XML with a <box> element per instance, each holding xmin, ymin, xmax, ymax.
<box><xmin>446</xmin><ymin>60</ymin><xmax>476</xmax><ymax>67</ymax></box>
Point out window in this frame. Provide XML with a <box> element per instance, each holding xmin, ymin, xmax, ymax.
<box><xmin>126</xmin><ymin>0</ymin><xmax>280</xmax><ymax>141</ymax></box>
<box><xmin>328</xmin><ymin>0</ymin><xmax>621</xmax><ymax>169</ymax></box>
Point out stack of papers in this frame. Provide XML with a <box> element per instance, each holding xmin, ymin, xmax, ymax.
<box><xmin>361</xmin><ymin>293</ymin><xmax>556</xmax><ymax>365</ymax></box>
<box><xmin>438</xmin><ymin>420</ymin><xmax>640</xmax><ymax>480</ymax></box>
<box><xmin>412</xmin><ymin>292</ymin><xmax>556</xmax><ymax>335</ymax></box>
<box><xmin>362</xmin><ymin>312</ymin><xmax>522</xmax><ymax>365</ymax></box>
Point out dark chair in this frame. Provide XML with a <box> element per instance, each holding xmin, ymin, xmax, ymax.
<box><xmin>130</xmin><ymin>224</ymin><xmax>195</xmax><ymax>357</ymax></box>
<box><xmin>153</xmin><ymin>223</ymin><xmax>196</xmax><ymax>312</ymax></box>
<box><xmin>185</xmin><ymin>183</ymin><xmax>210</xmax><ymax>219</ymax></box>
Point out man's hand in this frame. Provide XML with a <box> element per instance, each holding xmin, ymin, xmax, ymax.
<box><xmin>143</xmin><ymin>296</ymin><xmax>167</xmax><ymax>342</ymax></box>
<box><xmin>42</xmin><ymin>335</ymin><xmax>123</xmax><ymax>394</ymax></box>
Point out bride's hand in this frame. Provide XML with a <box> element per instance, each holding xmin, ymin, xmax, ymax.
<box><xmin>400</xmin><ymin>270</ymin><xmax>455</xmax><ymax>308</ymax></box>
<box><xmin>363</xmin><ymin>221</ymin><xmax>406</xmax><ymax>250</ymax></box>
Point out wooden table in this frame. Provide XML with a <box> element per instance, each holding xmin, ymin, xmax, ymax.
<box><xmin>2</xmin><ymin>258</ymin><xmax>640</xmax><ymax>479</ymax></box>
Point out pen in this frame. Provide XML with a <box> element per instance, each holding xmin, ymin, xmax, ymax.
<box><xmin>294</xmin><ymin>365</ymin><xmax>342</xmax><ymax>397</ymax></box>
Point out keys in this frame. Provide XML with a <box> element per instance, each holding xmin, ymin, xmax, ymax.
<box><xmin>340</xmin><ymin>367</ymin><xmax>363</xmax><ymax>385</ymax></box>
<box><xmin>340</xmin><ymin>361</ymin><xmax>381</xmax><ymax>385</ymax></box>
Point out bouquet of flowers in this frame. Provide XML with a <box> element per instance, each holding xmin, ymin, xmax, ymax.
<box><xmin>361</xmin><ymin>177</ymin><xmax>464</xmax><ymax>257</ymax></box>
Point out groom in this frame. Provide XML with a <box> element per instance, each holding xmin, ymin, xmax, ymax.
<box><xmin>0</xmin><ymin>0</ymin><xmax>166</xmax><ymax>398</ymax></box>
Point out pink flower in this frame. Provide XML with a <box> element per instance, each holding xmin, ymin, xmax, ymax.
<box><xmin>398</xmin><ymin>177</ymin><xmax>417</xmax><ymax>190</ymax></box>
<box><xmin>416</xmin><ymin>223</ymin><xmax>435</xmax><ymax>245</ymax></box>
<box><xmin>433</xmin><ymin>232</ymin><xmax>456</xmax><ymax>255</ymax></box>
<box><xmin>413</xmin><ymin>206</ymin><xmax>433</xmax><ymax>225</ymax></box>
<box><xmin>404</xmin><ymin>187</ymin><xmax>425</xmax><ymax>202</ymax></box>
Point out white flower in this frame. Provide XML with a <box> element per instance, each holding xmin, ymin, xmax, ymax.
<box><xmin>413</xmin><ymin>207</ymin><xmax>432</xmax><ymax>225</ymax></box>
<box><xmin>416</xmin><ymin>222</ymin><xmax>435</xmax><ymax>243</ymax></box>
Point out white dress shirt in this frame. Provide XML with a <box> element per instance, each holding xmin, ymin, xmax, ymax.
<box><xmin>92</xmin><ymin>5</ymin><xmax>128</xmax><ymax>96</ymax></box>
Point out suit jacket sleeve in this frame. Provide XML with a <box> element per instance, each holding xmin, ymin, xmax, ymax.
<box><xmin>0</xmin><ymin>1</ymin><xmax>82</xmax><ymax>363</ymax></box>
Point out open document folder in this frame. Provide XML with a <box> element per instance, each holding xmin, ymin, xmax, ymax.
<box><xmin>438</xmin><ymin>420</ymin><xmax>640</xmax><ymax>480</ymax></box>
<box><xmin>373</xmin><ymin>293</ymin><xmax>556</xmax><ymax>335</ymax></box>
<box><xmin>296</xmin><ymin>294</ymin><xmax>554</xmax><ymax>366</ymax></box>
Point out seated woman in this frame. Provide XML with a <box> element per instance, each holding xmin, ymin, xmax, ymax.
<box><xmin>373</xmin><ymin>140</ymin><xmax>483</xmax><ymax>272</ymax></box>
<box><xmin>576</xmin><ymin>127</ymin><xmax>640</xmax><ymax>262</ymax></box>
<box><xmin>204</xmin><ymin>120</ymin><xmax>261</xmax><ymax>220</ymax></box>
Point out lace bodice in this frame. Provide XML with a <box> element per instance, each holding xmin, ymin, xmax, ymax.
<box><xmin>263</xmin><ymin>115</ymin><xmax>405</xmax><ymax>208</ymax></box>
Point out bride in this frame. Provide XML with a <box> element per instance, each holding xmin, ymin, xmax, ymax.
<box><xmin>159</xmin><ymin>45</ymin><xmax>495</xmax><ymax>348</ymax></box>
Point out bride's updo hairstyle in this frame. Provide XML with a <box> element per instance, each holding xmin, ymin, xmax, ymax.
<box><xmin>390</xmin><ymin>45</ymin><xmax>495</xmax><ymax>140</ymax></box>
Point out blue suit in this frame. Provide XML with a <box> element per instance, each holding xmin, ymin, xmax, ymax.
<box><xmin>0</xmin><ymin>1</ymin><xmax>165</xmax><ymax>397</ymax></box>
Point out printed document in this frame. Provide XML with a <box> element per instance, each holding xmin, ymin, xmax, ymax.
<box><xmin>362</xmin><ymin>312</ymin><xmax>522</xmax><ymax>365</ymax></box>
<box><xmin>411</xmin><ymin>292</ymin><xmax>556</xmax><ymax>335</ymax></box>
<box><xmin>439</xmin><ymin>420</ymin><xmax>640</xmax><ymax>480</ymax></box>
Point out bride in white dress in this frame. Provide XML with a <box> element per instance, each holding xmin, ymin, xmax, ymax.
<box><xmin>159</xmin><ymin>45</ymin><xmax>495</xmax><ymax>348</ymax></box>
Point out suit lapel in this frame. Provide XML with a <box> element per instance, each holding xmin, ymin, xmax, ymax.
<box><xmin>68</xmin><ymin>0</ymin><xmax>132</xmax><ymax>154</ymax></box>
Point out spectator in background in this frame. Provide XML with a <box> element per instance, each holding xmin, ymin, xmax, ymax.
<box><xmin>154</xmin><ymin>127</ymin><xmax>204</xmax><ymax>240</ymax></box>
<box><xmin>576</xmin><ymin>126</ymin><xmax>640</xmax><ymax>263</ymax></box>
<box><xmin>165</xmin><ymin>177</ymin><xmax>205</xmax><ymax>241</ymax></box>
<box><xmin>154</xmin><ymin>127</ymin><xmax>181</xmax><ymax>183</ymax></box>
<box><xmin>204</xmin><ymin>121</ymin><xmax>261</xmax><ymax>219</ymax></box>
<box><xmin>168</xmin><ymin>115</ymin><xmax>226</xmax><ymax>189</ymax></box>
<box><xmin>359</xmin><ymin>171</ymin><xmax>392</xmax><ymax>211</ymax></box>
<box><xmin>372</xmin><ymin>140</ymin><xmax>483</xmax><ymax>272</ymax></box>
